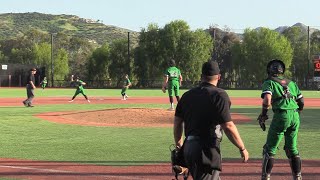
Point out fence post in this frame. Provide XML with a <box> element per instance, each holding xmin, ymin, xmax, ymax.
<box><xmin>19</xmin><ymin>75</ymin><xmax>22</xmax><ymax>87</ymax></box>
<box><xmin>8</xmin><ymin>75</ymin><xmax>11</xmax><ymax>87</ymax></box>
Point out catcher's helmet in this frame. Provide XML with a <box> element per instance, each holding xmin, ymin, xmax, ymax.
<box><xmin>267</xmin><ymin>59</ymin><xmax>285</xmax><ymax>76</ymax></box>
<box><xmin>169</xmin><ymin>59</ymin><xmax>176</xmax><ymax>66</ymax></box>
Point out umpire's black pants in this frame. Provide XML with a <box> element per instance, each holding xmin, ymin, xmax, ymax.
<box><xmin>24</xmin><ymin>84</ymin><xmax>34</xmax><ymax>106</ymax></box>
<box><xmin>183</xmin><ymin>139</ymin><xmax>221</xmax><ymax>180</ymax></box>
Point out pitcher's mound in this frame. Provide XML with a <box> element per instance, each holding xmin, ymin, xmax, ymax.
<box><xmin>36</xmin><ymin>108</ymin><xmax>251</xmax><ymax>127</ymax></box>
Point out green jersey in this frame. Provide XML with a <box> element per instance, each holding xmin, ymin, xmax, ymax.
<box><xmin>75</xmin><ymin>80</ymin><xmax>84</xmax><ymax>90</ymax></box>
<box><xmin>123</xmin><ymin>78</ymin><xmax>131</xmax><ymax>86</ymax></box>
<box><xmin>165</xmin><ymin>66</ymin><xmax>181</xmax><ymax>81</ymax></box>
<box><xmin>261</xmin><ymin>76</ymin><xmax>302</xmax><ymax>110</ymax></box>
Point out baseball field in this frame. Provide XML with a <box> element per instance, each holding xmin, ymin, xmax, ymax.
<box><xmin>0</xmin><ymin>88</ymin><xmax>319</xmax><ymax>180</ymax></box>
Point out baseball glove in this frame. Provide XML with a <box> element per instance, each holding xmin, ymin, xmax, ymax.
<box><xmin>162</xmin><ymin>86</ymin><xmax>167</xmax><ymax>93</ymax></box>
<box><xmin>170</xmin><ymin>144</ymin><xmax>188</xmax><ymax>176</ymax></box>
<box><xmin>257</xmin><ymin>113</ymin><xmax>268</xmax><ymax>131</ymax></box>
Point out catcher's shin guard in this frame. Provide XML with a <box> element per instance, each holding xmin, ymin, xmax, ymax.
<box><xmin>285</xmin><ymin>148</ymin><xmax>302</xmax><ymax>180</ymax></box>
<box><xmin>261</xmin><ymin>145</ymin><xmax>274</xmax><ymax>180</ymax></box>
<box><xmin>289</xmin><ymin>155</ymin><xmax>302</xmax><ymax>180</ymax></box>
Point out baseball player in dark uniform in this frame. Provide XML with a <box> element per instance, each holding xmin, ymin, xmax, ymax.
<box><xmin>258</xmin><ymin>59</ymin><xmax>304</xmax><ymax>180</ymax></box>
<box><xmin>22</xmin><ymin>68</ymin><xmax>37</xmax><ymax>107</ymax></box>
<box><xmin>173</xmin><ymin>61</ymin><xmax>249</xmax><ymax>180</ymax></box>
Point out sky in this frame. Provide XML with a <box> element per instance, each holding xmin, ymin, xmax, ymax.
<box><xmin>0</xmin><ymin>0</ymin><xmax>319</xmax><ymax>33</ymax></box>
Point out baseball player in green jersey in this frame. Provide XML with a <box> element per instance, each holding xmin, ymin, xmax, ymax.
<box><xmin>40</xmin><ymin>76</ymin><xmax>47</xmax><ymax>90</ymax></box>
<box><xmin>258</xmin><ymin>59</ymin><xmax>304</xmax><ymax>180</ymax></box>
<box><xmin>162</xmin><ymin>59</ymin><xmax>183</xmax><ymax>110</ymax></box>
<box><xmin>121</xmin><ymin>74</ymin><xmax>132</xmax><ymax>100</ymax></box>
<box><xmin>69</xmin><ymin>75</ymin><xmax>90</xmax><ymax>103</ymax></box>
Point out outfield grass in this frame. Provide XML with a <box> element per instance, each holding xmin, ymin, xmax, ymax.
<box><xmin>0</xmin><ymin>89</ymin><xmax>319</xmax><ymax>166</ymax></box>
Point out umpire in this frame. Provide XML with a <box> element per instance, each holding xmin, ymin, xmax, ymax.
<box><xmin>173</xmin><ymin>61</ymin><xmax>249</xmax><ymax>180</ymax></box>
<box><xmin>23</xmin><ymin>68</ymin><xmax>37</xmax><ymax>107</ymax></box>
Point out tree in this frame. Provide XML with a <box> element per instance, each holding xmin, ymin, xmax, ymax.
<box><xmin>109</xmin><ymin>39</ymin><xmax>134</xmax><ymax>86</ymax></box>
<box><xmin>208</xmin><ymin>27</ymin><xmax>241</xmax><ymax>87</ymax></box>
<box><xmin>87</xmin><ymin>43</ymin><xmax>111</xmax><ymax>81</ymax></box>
<box><xmin>235</xmin><ymin>28</ymin><xmax>293</xmax><ymax>86</ymax></box>
<box><xmin>0</xmin><ymin>45</ymin><xmax>8</xmax><ymax>63</ymax></box>
<box><xmin>282</xmin><ymin>26</ymin><xmax>308</xmax><ymax>84</ymax></box>
<box><xmin>134</xmin><ymin>24</ymin><xmax>163</xmax><ymax>87</ymax></box>
<box><xmin>53</xmin><ymin>48</ymin><xmax>69</xmax><ymax>86</ymax></box>
<box><xmin>134</xmin><ymin>20</ymin><xmax>213</xmax><ymax>87</ymax></box>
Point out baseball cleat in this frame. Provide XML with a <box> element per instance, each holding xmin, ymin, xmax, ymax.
<box><xmin>68</xmin><ymin>100</ymin><xmax>74</xmax><ymax>102</ymax></box>
<box><xmin>168</xmin><ymin>107</ymin><xmax>175</xmax><ymax>111</ymax></box>
<box><xmin>87</xmin><ymin>100</ymin><xmax>91</xmax><ymax>103</ymax></box>
<box><xmin>22</xmin><ymin>101</ymin><xmax>28</xmax><ymax>107</ymax></box>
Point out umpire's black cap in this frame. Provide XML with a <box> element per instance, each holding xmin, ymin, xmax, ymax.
<box><xmin>202</xmin><ymin>61</ymin><xmax>220</xmax><ymax>76</ymax></box>
<box><xmin>30</xmin><ymin>68</ymin><xmax>37</xmax><ymax>71</ymax></box>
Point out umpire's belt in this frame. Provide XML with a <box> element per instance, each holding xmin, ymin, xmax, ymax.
<box><xmin>186</xmin><ymin>136</ymin><xmax>200</xmax><ymax>141</ymax></box>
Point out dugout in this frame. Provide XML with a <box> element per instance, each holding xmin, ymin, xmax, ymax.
<box><xmin>0</xmin><ymin>64</ymin><xmax>45</xmax><ymax>87</ymax></box>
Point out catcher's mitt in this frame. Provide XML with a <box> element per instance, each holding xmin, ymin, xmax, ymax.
<box><xmin>257</xmin><ymin>114</ymin><xmax>268</xmax><ymax>131</ymax></box>
<box><xmin>170</xmin><ymin>144</ymin><xmax>188</xmax><ymax>179</ymax></box>
<box><xmin>162</xmin><ymin>86</ymin><xmax>167</xmax><ymax>93</ymax></box>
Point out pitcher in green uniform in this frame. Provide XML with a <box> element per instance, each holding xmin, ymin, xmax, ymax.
<box><xmin>69</xmin><ymin>75</ymin><xmax>90</xmax><ymax>103</ymax></box>
<box><xmin>257</xmin><ymin>59</ymin><xmax>304</xmax><ymax>180</ymax></box>
<box><xmin>162</xmin><ymin>59</ymin><xmax>183</xmax><ymax>110</ymax></box>
<box><xmin>121</xmin><ymin>74</ymin><xmax>132</xmax><ymax>100</ymax></box>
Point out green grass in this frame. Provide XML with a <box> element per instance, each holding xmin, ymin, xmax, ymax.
<box><xmin>1</xmin><ymin>88</ymin><xmax>320</xmax><ymax>98</ymax></box>
<box><xmin>0</xmin><ymin>89</ymin><xmax>319</xmax><ymax>166</ymax></box>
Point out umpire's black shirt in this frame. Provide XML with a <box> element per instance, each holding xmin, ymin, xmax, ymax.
<box><xmin>26</xmin><ymin>73</ymin><xmax>35</xmax><ymax>86</ymax></box>
<box><xmin>175</xmin><ymin>82</ymin><xmax>232</xmax><ymax>140</ymax></box>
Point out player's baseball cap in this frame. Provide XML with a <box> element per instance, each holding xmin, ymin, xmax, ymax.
<box><xmin>202</xmin><ymin>61</ymin><xmax>220</xmax><ymax>76</ymax></box>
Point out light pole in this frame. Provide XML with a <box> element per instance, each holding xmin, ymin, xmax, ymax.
<box><xmin>127</xmin><ymin>32</ymin><xmax>130</xmax><ymax>63</ymax></box>
<box><xmin>51</xmin><ymin>33</ymin><xmax>54</xmax><ymax>87</ymax></box>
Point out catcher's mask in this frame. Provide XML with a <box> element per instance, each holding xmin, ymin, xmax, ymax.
<box><xmin>169</xmin><ymin>59</ymin><xmax>176</xmax><ymax>67</ymax></box>
<box><xmin>267</xmin><ymin>59</ymin><xmax>285</xmax><ymax>76</ymax></box>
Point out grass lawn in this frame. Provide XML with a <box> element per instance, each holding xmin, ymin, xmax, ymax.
<box><xmin>0</xmin><ymin>88</ymin><xmax>319</xmax><ymax>165</ymax></box>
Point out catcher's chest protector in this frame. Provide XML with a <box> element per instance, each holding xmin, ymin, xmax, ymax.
<box><xmin>269</xmin><ymin>77</ymin><xmax>293</xmax><ymax>102</ymax></box>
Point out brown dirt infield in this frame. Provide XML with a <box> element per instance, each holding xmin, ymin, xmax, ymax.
<box><xmin>35</xmin><ymin>108</ymin><xmax>251</xmax><ymax>127</ymax></box>
<box><xmin>0</xmin><ymin>96</ymin><xmax>319</xmax><ymax>179</ymax></box>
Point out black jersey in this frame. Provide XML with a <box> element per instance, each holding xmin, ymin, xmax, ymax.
<box><xmin>175</xmin><ymin>82</ymin><xmax>232</xmax><ymax>140</ymax></box>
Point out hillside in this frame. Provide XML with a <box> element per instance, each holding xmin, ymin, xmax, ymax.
<box><xmin>0</xmin><ymin>12</ymin><xmax>139</xmax><ymax>45</ymax></box>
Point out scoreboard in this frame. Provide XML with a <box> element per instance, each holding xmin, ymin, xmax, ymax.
<box><xmin>314</xmin><ymin>58</ymin><xmax>320</xmax><ymax>81</ymax></box>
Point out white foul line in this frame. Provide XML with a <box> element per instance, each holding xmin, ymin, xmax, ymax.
<box><xmin>0</xmin><ymin>165</ymin><xmax>73</xmax><ymax>173</ymax></box>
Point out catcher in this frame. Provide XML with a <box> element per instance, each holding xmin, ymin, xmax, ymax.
<box><xmin>258</xmin><ymin>59</ymin><xmax>304</xmax><ymax>180</ymax></box>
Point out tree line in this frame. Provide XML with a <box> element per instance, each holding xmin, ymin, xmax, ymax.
<box><xmin>0</xmin><ymin>20</ymin><xmax>319</xmax><ymax>89</ymax></box>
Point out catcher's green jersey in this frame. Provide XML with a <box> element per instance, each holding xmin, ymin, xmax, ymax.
<box><xmin>165</xmin><ymin>66</ymin><xmax>181</xmax><ymax>82</ymax></box>
<box><xmin>261</xmin><ymin>76</ymin><xmax>301</xmax><ymax>110</ymax></box>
